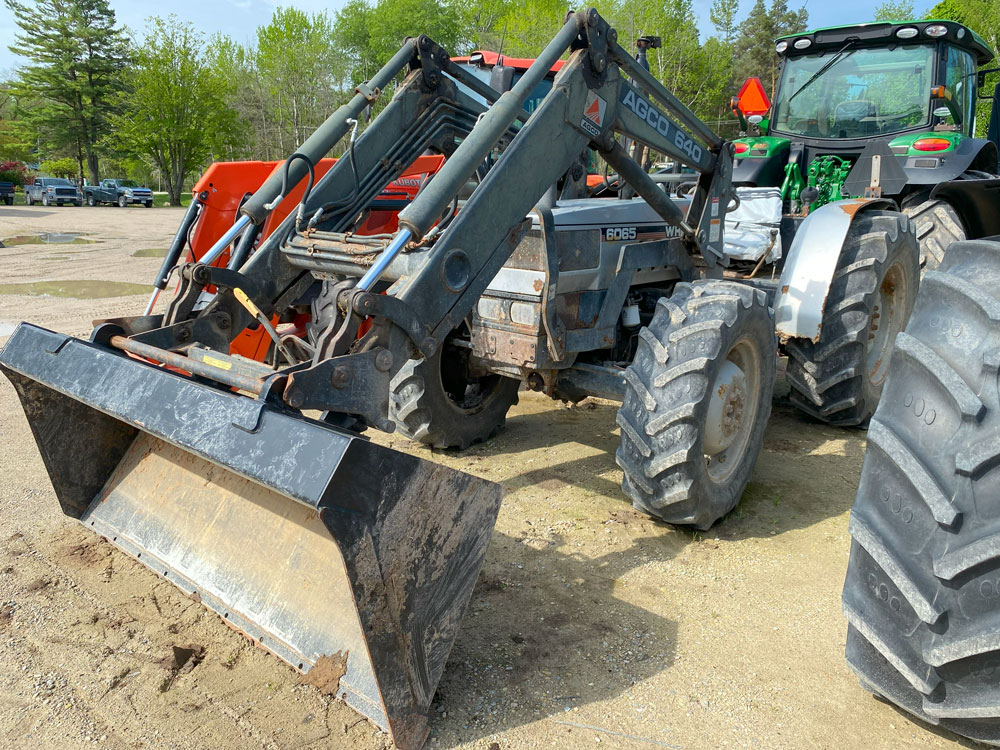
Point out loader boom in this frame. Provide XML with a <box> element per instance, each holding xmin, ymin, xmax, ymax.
<box><xmin>114</xmin><ymin>8</ymin><xmax>733</xmax><ymax>431</ymax></box>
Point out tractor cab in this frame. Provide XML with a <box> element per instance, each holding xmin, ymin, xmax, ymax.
<box><xmin>732</xmin><ymin>20</ymin><xmax>999</xmax><ymax>220</ymax></box>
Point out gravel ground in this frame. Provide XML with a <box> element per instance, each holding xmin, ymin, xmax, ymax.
<box><xmin>0</xmin><ymin>205</ymin><xmax>975</xmax><ymax>750</ymax></box>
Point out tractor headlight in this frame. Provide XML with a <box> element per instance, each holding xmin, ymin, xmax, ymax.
<box><xmin>895</xmin><ymin>27</ymin><xmax>918</xmax><ymax>39</ymax></box>
<box><xmin>793</xmin><ymin>38</ymin><xmax>811</xmax><ymax>50</ymax></box>
<box><xmin>775</xmin><ymin>40</ymin><xmax>788</xmax><ymax>54</ymax></box>
<box><xmin>925</xmin><ymin>24</ymin><xmax>948</xmax><ymax>37</ymax></box>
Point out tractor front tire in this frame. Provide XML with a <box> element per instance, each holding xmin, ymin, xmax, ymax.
<box><xmin>786</xmin><ymin>210</ymin><xmax>918</xmax><ymax>427</ymax></box>
<box><xmin>616</xmin><ymin>281</ymin><xmax>776</xmax><ymax>529</ymax></box>
<box><xmin>842</xmin><ymin>239</ymin><xmax>1000</xmax><ymax>746</ymax></box>
<box><xmin>903</xmin><ymin>198</ymin><xmax>965</xmax><ymax>271</ymax></box>
<box><xmin>389</xmin><ymin>335</ymin><xmax>520</xmax><ymax>450</ymax></box>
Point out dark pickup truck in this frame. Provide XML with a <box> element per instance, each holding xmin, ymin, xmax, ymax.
<box><xmin>0</xmin><ymin>182</ymin><xmax>13</xmax><ymax>205</ymax></box>
<box><xmin>25</xmin><ymin>177</ymin><xmax>83</xmax><ymax>206</ymax></box>
<box><xmin>84</xmin><ymin>179</ymin><xmax>153</xmax><ymax>207</ymax></box>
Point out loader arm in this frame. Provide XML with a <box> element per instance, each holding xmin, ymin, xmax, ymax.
<box><xmin>97</xmin><ymin>8</ymin><xmax>733</xmax><ymax>433</ymax></box>
<box><xmin>280</xmin><ymin>9</ymin><xmax>733</xmax><ymax>424</ymax></box>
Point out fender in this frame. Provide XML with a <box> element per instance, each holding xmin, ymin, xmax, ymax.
<box><xmin>902</xmin><ymin>138</ymin><xmax>998</xmax><ymax>185</ymax></box>
<box><xmin>774</xmin><ymin>198</ymin><xmax>896</xmax><ymax>342</ymax></box>
<box><xmin>930</xmin><ymin>177</ymin><xmax>1000</xmax><ymax>239</ymax></box>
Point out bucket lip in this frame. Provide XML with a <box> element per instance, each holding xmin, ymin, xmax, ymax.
<box><xmin>83</xmin><ymin>509</ymin><xmax>392</xmax><ymax>731</ymax></box>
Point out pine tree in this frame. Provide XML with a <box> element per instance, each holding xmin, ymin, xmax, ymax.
<box><xmin>732</xmin><ymin>0</ymin><xmax>808</xmax><ymax>93</ymax></box>
<box><xmin>710</xmin><ymin>0</ymin><xmax>740</xmax><ymax>44</ymax></box>
<box><xmin>5</xmin><ymin>0</ymin><xmax>129</xmax><ymax>183</ymax></box>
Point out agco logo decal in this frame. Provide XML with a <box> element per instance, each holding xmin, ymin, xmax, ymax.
<box><xmin>620</xmin><ymin>89</ymin><xmax>703</xmax><ymax>163</ymax></box>
<box><xmin>580</xmin><ymin>91</ymin><xmax>607</xmax><ymax>136</ymax></box>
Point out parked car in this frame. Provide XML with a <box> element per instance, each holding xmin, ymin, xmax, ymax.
<box><xmin>0</xmin><ymin>182</ymin><xmax>14</xmax><ymax>206</ymax></box>
<box><xmin>84</xmin><ymin>178</ymin><xmax>153</xmax><ymax>207</ymax></box>
<box><xmin>25</xmin><ymin>178</ymin><xmax>83</xmax><ymax>207</ymax></box>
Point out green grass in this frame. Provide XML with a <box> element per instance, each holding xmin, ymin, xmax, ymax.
<box><xmin>151</xmin><ymin>192</ymin><xmax>193</xmax><ymax>208</ymax></box>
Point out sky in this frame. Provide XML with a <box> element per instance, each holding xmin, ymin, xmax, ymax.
<box><xmin>0</xmin><ymin>0</ymin><xmax>891</xmax><ymax>74</ymax></box>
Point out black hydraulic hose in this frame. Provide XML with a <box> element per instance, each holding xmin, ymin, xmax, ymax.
<box><xmin>278</xmin><ymin>152</ymin><xmax>316</xmax><ymax>231</ymax></box>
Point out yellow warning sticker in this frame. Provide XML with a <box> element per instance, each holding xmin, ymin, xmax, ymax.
<box><xmin>202</xmin><ymin>355</ymin><xmax>233</xmax><ymax>371</ymax></box>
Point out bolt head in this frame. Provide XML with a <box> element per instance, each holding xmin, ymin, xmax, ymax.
<box><xmin>375</xmin><ymin>349</ymin><xmax>393</xmax><ymax>372</ymax></box>
<box><xmin>287</xmin><ymin>389</ymin><xmax>304</xmax><ymax>409</ymax></box>
<box><xmin>331</xmin><ymin>366</ymin><xmax>352</xmax><ymax>388</ymax></box>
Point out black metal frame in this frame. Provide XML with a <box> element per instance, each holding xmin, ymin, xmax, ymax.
<box><xmin>94</xmin><ymin>8</ymin><xmax>734</xmax><ymax>430</ymax></box>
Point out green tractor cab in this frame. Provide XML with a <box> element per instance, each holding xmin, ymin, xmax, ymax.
<box><xmin>732</xmin><ymin>19</ymin><xmax>1000</xmax><ymax>268</ymax></box>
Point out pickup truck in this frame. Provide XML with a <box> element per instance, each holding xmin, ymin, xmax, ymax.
<box><xmin>84</xmin><ymin>179</ymin><xmax>153</xmax><ymax>207</ymax></box>
<box><xmin>0</xmin><ymin>182</ymin><xmax>13</xmax><ymax>205</ymax></box>
<box><xmin>25</xmin><ymin>177</ymin><xmax>83</xmax><ymax>207</ymax></box>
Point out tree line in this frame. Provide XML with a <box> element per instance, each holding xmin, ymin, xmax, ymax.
<box><xmin>0</xmin><ymin>0</ymin><xmax>994</xmax><ymax>203</ymax></box>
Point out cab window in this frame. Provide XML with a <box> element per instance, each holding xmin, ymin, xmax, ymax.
<box><xmin>944</xmin><ymin>45</ymin><xmax>976</xmax><ymax>134</ymax></box>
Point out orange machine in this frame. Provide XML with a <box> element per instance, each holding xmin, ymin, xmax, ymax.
<box><xmin>182</xmin><ymin>155</ymin><xmax>445</xmax><ymax>360</ymax></box>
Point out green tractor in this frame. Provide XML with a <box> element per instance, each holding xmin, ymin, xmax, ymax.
<box><xmin>731</xmin><ymin>19</ymin><xmax>1000</xmax><ymax>270</ymax></box>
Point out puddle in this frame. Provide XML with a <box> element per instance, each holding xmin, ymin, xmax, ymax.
<box><xmin>132</xmin><ymin>247</ymin><xmax>168</xmax><ymax>258</ymax></box>
<box><xmin>0</xmin><ymin>280</ymin><xmax>153</xmax><ymax>299</ymax></box>
<box><xmin>0</xmin><ymin>322</ymin><xmax>15</xmax><ymax>336</ymax></box>
<box><xmin>1</xmin><ymin>233</ymin><xmax>95</xmax><ymax>246</ymax></box>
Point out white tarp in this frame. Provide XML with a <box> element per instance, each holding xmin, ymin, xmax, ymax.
<box><xmin>724</xmin><ymin>187</ymin><xmax>782</xmax><ymax>263</ymax></box>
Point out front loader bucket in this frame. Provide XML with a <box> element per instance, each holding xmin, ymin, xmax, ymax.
<box><xmin>0</xmin><ymin>323</ymin><xmax>501</xmax><ymax>750</ymax></box>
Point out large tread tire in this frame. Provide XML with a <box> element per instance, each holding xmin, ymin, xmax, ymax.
<box><xmin>903</xmin><ymin>198</ymin><xmax>966</xmax><ymax>271</ymax></box>
<box><xmin>842</xmin><ymin>238</ymin><xmax>1000</xmax><ymax>746</ymax></box>
<box><xmin>786</xmin><ymin>211</ymin><xmax>919</xmax><ymax>427</ymax></box>
<box><xmin>616</xmin><ymin>280</ymin><xmax>776</xmax><ymax>529</ymax></box>
<box><xmin>389</xmin><ymin>344</ymin><xmax>520</xmax><ymax>450</ymax></box>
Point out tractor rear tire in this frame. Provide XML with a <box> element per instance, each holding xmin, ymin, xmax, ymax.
<box><xmin>389</xmin><ymin>335</ymin><xmax>520</xmax><ymax>450</ymax></box>
<box><xmin>841</xmin><ymin>239</ymin><xmax>1000</xmax><ymax>746</ymax></box>
<box><xmin>903</xmin><ymin>198</ymin><xmax>965</xmax><ymax>271</ymax></box>
<box><xmin>785</xmin><ymin>211</ymin><xmax>918</xmax><ymax>427</ymax></box>
<box><xmin>616</xmin><ymin>281</ymin><xmax>776</xmax><ymax>529</ymax></box>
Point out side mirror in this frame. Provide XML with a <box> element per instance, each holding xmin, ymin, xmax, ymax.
<box><xmin>748</xmin><ymin>115</ymin><xmax>764</xmax><ymax>125</ymax></box>
<box><xmin>933</xmin><ymin>106</ymin><xmax>952</xmax><ymax>118</ymax></box>
<box><xmin>489</xmin><ymin>64</ymin><xmax>515</xmax><ymax>94</ymax></box>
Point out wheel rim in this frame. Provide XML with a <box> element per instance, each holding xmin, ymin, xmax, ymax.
<box><xmin>704</xmin><ymin>336</ymin><xmax>762</xmax><ymax>484</ymax></box>
<box><xmin>866</xmin><ymin>262</ymin><xmax>907</xmax><ymax>387</ymax></box>
<box><xmin>438</xmin><ymin>338</ymin><xmax>506</xmax><ymax>416</ymax></box>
